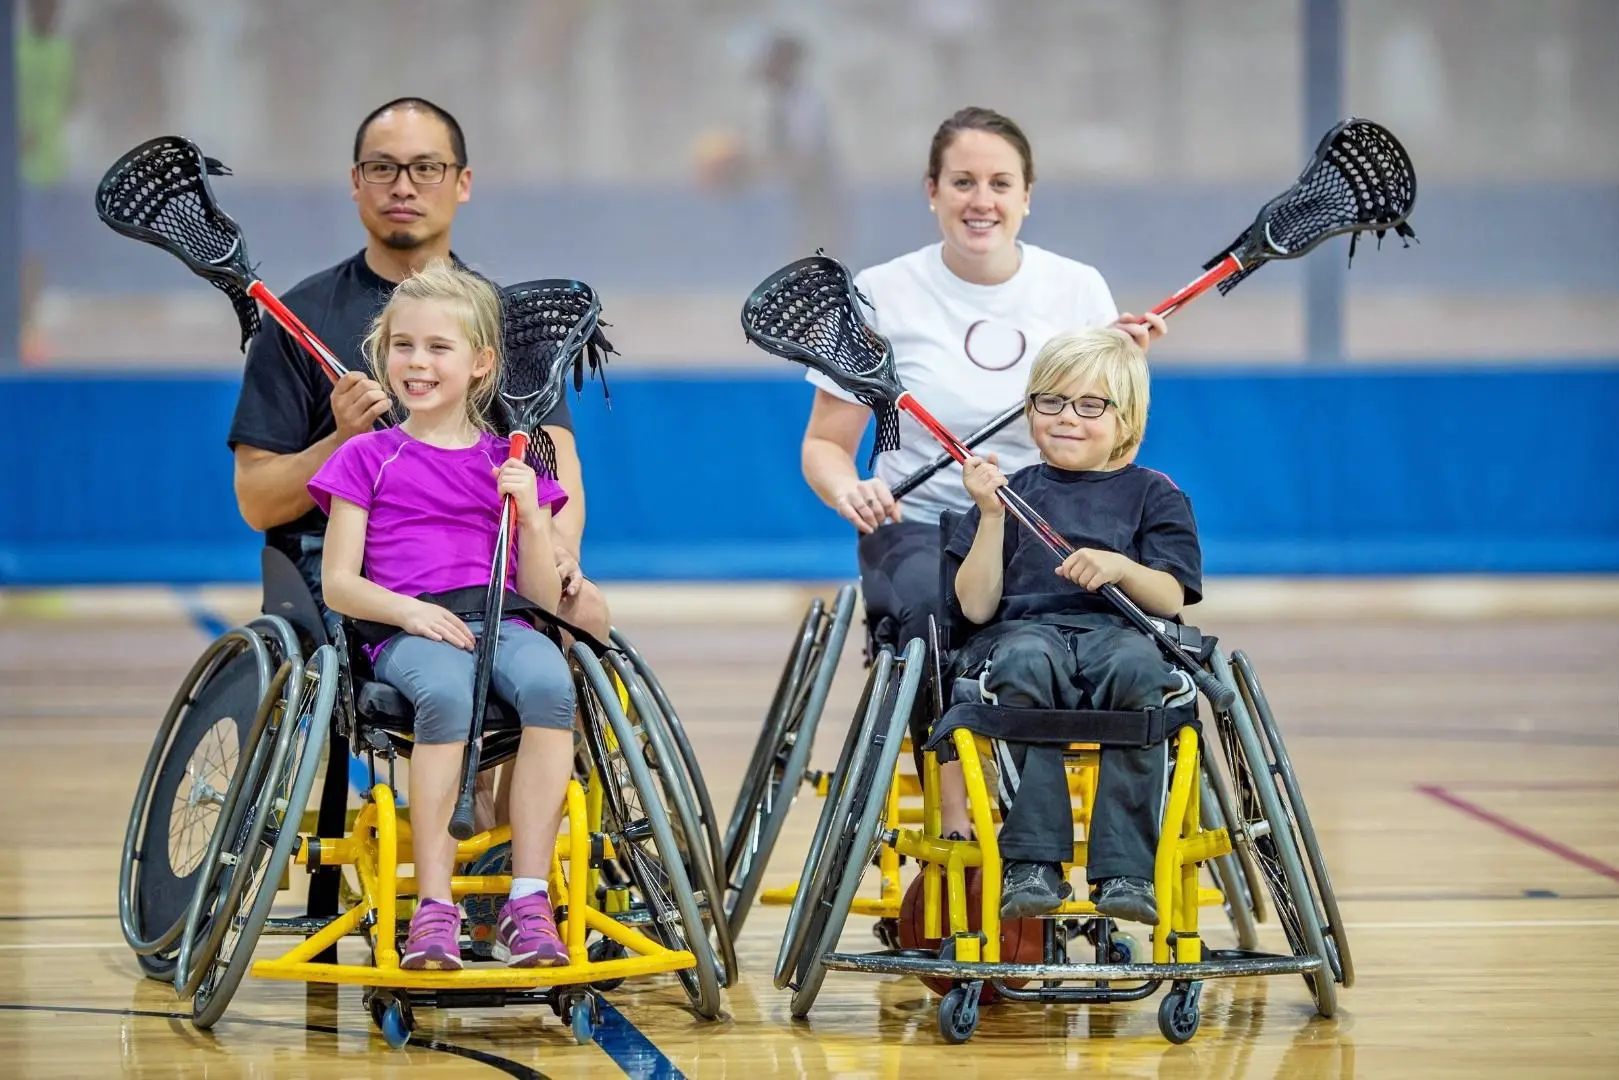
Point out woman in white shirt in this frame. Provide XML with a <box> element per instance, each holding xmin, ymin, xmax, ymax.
<box><xmin>801</xmin><ymin>106</ymin><xmax>1165</xmax><ymax>644</ymax></box>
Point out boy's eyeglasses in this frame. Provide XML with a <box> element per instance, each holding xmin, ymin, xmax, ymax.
<box><xmin>356</xmin><ymin>160</ymin><xmax>461</xmax><ymax>185</ymax></box>
<box><xmin>1028</xmin><ymin>393</ymin><xmax>1113</xmax><ymax>419</ymax></box>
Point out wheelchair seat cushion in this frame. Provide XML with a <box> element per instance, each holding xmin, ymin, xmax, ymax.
<box><xmin>923</xmin><ymin>700</ymin><xmax>1198</xmax><ymax>761</ymax></box>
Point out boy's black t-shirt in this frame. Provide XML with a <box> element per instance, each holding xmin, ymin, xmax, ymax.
<box><xmin>226</xmin><ymin>250</ymin><xmax>574</xmax><ymax>553</ymax></box>
<box><xmin>945</xmin><ymin>463</ymin><xmax>1203</xmax><ymax>624</ymax></box>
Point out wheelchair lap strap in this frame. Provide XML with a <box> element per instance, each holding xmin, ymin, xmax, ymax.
<box><xmin>922</xmin><ymin>701</ymin><xmax>1198</xmax><ymax>763</ymax></box>
<box><xmin>352</xmin><ymin>585</ymin><xmax>610</xmax><ymax>657</ymax></box>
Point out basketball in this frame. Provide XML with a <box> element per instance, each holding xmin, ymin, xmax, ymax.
<box><xmin>898</xmin><ymin>867</ymin><xmax>1046</xmax><ymax>1001</ymax></box>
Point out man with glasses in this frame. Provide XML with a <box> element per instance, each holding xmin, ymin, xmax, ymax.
<box><xmin>227</xmin><ymin>97</ymin><xmax>609</xmax><ymax>642</ymax></box>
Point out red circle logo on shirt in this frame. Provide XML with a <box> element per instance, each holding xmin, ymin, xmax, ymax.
<box><xmin>963</xmin><ymin>320</ymin><xmax>1027</xmax><ymax>370</ymax></box>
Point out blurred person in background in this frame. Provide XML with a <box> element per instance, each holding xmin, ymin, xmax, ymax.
<box><xmin>16</xmin><ymin>0</ymin><xmax>76</xmax><ymax>364</ymax></box>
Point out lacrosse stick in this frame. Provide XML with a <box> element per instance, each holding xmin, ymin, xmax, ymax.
<box><xmin>96</xmin><ymin>135</ymin><xmax>349</xmax><ymax>378</ymax></box>
<box><xmin>742</xmin><ymin>119</ymin><xmax>1418</xmax><ymax>711</ymax></box>
<box><xmin>447</xmin><ymin>279</ymin><xmax>615</xmax><ymax>840</ymax></box>
<box><xmin>891</xmin><ymin>401</ymin><xmax>1024</xmax><ymax>500</ymax></box>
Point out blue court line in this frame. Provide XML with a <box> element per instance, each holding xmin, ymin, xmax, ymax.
<box><xmin>594</xmin><ymin>1001</ymin><xmax>686</xmax><ymax>1080</ymax></box>
<box><xmin>175</xmin><ymin>588</ymin><xmax>233</xmax><ymax>640</ymax></box>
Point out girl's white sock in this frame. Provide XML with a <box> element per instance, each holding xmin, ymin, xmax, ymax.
<box><xmin>510</xmin><ymin>876</ymin><xmax>548</xmax><ymax>901</ymax></box>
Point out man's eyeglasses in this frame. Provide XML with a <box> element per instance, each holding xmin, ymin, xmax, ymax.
<box><xmin>356</xmin><ymin>160</ymin><xmax>461</xmax><ymax>186</ymax></box>
<box><xmin>1028</xmin><ymin>393</ymin><xmax>1114</xmax><ymax>419</ymax></box>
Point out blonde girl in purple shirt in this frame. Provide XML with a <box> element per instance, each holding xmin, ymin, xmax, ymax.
<box><xmin>309</xmin><ymin>261</ymin><xmax>574</xmax><ymax>969</ymax></box>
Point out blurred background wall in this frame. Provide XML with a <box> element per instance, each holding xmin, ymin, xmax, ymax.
<box><xmin>2</xmin><ymin>0</ymin><xmax>1616</xmax><ymax>583</ymax></box>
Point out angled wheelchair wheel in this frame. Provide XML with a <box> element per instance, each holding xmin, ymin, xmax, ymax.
<box><xmin>576</xmin><ymin>645</ymin><xmax>723</xmax><ymax>1020</ymax></box>
<box><xmin>610</xmin><ymin>630</ymin><xmax>726</xmax><ymax>894</ymax></box>
<box><xmin>1231</xmin><ymin>650</ymin><xmax>1354</xmax><ymax>988</ymax></box>
<box><xmin>119</xmin><ymin>626</ymin><xmax>274</xmax><ymax>981</ymax></box>
<box><xmin>605</xmin><ymin>651</ymin><xmax>739</xmax><ymax>988</ymax></box>
<box><xmin>788</xmin><ymin>638</ymin><xmax>923</xmax><ymax>1019</ymax></box>
<box><xmin>1199</xmin><ymin>769</ymin><xmax>1260</xmax><ymax>951</ymax></box>
<box><xmin>173</xmin><ymin>648</ymin><xmax>301</xmax><ymax>999</ymax></box>
<box><xmin>773</xmin><ymin>642</ymin><xmax>895</xmax><ymax>990</ymax></box>
<box><xmin>1206</xmin><ymin>648</ymin><xmax>1337</xmax><ymax>1017</ymax></box>
<box><xmin>725</xmin><ymin>586</ymin><xmax>857</xmax><ymax>938</ymax></box>
<box><xmin>191</xmin><ymin>645</ymin><xmax>335</xmax><ymax>1029</ymax></box>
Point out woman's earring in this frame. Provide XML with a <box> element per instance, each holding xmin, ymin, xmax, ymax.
<box><xmin>929</xmin><ymin>204</ymin><xmax>936</xmax><ymax>212</ymax></box>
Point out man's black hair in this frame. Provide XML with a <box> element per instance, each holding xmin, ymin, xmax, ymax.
<box><xmin>353</xmin><ymin>97</ymin><xmax>467</xmax><ymax>165</ymax></box>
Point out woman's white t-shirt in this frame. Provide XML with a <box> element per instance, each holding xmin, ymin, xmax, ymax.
<box><xmin>807</xmin><ymin>242</ymin><xmax>1120</xmax><ymax>524</ymax></box>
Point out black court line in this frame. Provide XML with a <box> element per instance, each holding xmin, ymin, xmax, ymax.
<box><xmin>0</xmin><ymin>1003</ymin><xmax>552</xmax><ymax>1079</ymax></box>
<box><xmin>0</xmin><ymin>913</ymin><xmax>119</xmax><ymax>922</ymax></box>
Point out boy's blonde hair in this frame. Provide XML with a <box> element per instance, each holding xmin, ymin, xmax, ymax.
<box><xmin>362</xmin><ymin>260</ymin><xmax>504</xmax><ymax>431</ymax></box>
<box><xmin>1024</xmin><ymin>327</ymin><xmax>1150</xmax><ymax>461</ymax></box>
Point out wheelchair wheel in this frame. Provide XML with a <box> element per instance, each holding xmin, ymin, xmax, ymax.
<box><xmin>1231</xmin><ymin>650</ymin><xmax>1354</xmax><ymax>988</ymax></box>
<box><xmin>725</xmin><ymin>586</ymin><xmax>857</xmax><ymax>938</ymax></box>
<box><xmin>605</xmin><ymin>651</ymin><xmax>739</xmax><ymax>988</ymax></box>
<box><xmin>610</xmin><ymin>630</ymin><xmax>726</xmax><ymax>894</ymax></box>
<box><xmin>788</xmin><ymin>638</ymin><xmax>923</xmax><ymax>1019</ymax></box>
<box><xmin>575</xmin><ymin>645</ymin><xmax>723</xmax><ymax>1020</ymax></box>
<box><xmin>1206</xmin><ymin>648</ymin><xmax>1338</xmax><ymax>1017</ymax></box>
<box><xmin>173</xmin><ymin>649</ymin><xmax>301</xmax><ymax>999</ymax></box>
<box><xmin>773</xmin><ymin>642</ymin><xmax>895</xmax><ymax>990</ymax></box>
<box><xmin>191</xmin><ymin>645</ymin><xmax>335</xmax><ymax>1029</ymax></box>
<box><xmin>1199</xmin><ymin>770</ymin><xmax>1260</xmax><ymax>951</ymax></box>
<box><xmin>119</xmin><ymin>626</ymin><xmax>274</xmax><ymax>981</ymax></box>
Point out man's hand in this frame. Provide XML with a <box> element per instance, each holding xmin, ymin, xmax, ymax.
<box><xmin>554</xmin><ymin>544</ymin><xmax>582</xmax><ymax>598</ymax></box>
<box><xmin>330</xmin><ymin>371</ymin><xmax>392</xmax><ymax>442</ymax></box>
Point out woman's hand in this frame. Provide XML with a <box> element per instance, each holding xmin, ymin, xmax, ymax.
<box><xmin>1056</xmin><ymin>548</ymin><xmax>1131</xmax><ymax>591</ymax></box>
<box><xmin>1112</xmin><ymin>311</ymin><xmax>1168</xmax><ymax>352</ymax></box>
<box><xmin>400</xmin><ymin>599</ymin><xmax>477</xmax><ymax>650</ymax></box>
<box><xmin>495</xmin><ymin>459</ymin><xmax>543</xmax><ymax>527</ymax></box>
<box><xmin>832</xmin><ymin>476</ymin><xmax>901</xmax><ymax>534</ymax></box>
<box><xmin>962</xmin><ymin>453</ymin><xmax>1008</xmax><ymax>516</ymax></box>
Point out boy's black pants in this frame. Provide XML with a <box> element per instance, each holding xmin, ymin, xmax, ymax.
<box><xmin>970</xmin><ymin>619</ymin><xmax>1184</xmax><ymax>883</ymax></box>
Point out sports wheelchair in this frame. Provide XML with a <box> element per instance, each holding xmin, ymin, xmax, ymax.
<box><xmin>723</xmin><ymin>571</ymin><xmax>1269</xmax><ymax>958</ymax></box>
<box><xmin>769</xmin><ymin>512</ymin><xmax>1351</xmax><ymax>1044</ymax></box>
<box><xmin>119</xmin><ymin>547</ymin><xmax>731</xmax><ymax>1047</ymax></box>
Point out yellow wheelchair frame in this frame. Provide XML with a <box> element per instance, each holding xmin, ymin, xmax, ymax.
<box><xmin>173</xmin><ymin>637</ymin><xmax>723</xmax><ymax>1048</ymax></box>
<box><xmin>776</xmin><ymin>633</ymin><xmax>1343</xmax><ymax>1045</ymax></box>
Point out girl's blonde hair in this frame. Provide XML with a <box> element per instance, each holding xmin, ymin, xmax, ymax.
<box><xmin>1024</xmin><ymin>328</ymin><xmax>1150</xmax><ymax>461</ymax></box>
<box><xmin>362</xmin><ymin>260</ymin><xmax>504</xmax><ymax>431</ymax></box>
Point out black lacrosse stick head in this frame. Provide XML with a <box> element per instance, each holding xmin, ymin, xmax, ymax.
<box><xmin>496</xmin><ymin>279</ymin><xmax>616</xmax><ymax>477</ymax></box>
<box><xmin>1205</xmin><ymin>118</ymin><xmax>1419</xmax><ymax>295</ymax></box>
<box><xmin>95</xmin><ymin>135</ymin><xmax>261</xmax><ymax>350</ymax></box>
<box><xmin>740</xmin><ymin>254</ymin><xmax>902</xmax><ymax>465</ymax></box>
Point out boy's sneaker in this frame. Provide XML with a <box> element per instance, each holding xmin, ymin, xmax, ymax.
<box><xmin>400</xmin><ymin>898</ymin><xmax>464</xmax><ymax>970</ymax></box>
<box><xmin>1000</xmin><ymin>860</ymin><xmax>1064</xmax><ymax>920</ymax></box>
<box><xmin>1092</xmin><ymin>876</ymin><xmax>1158</xmax><ymax>925</ymax></box>
<box><xmin>463</xmin><ymin>841</ymin><xmax>512</xmax><ymax>959</ymax></box>
<box><xmin>493</xmin><ymin>892</ymin><xmax>569</xmax><ymax>968</ymax></box>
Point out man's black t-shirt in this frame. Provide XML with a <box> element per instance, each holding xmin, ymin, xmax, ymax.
<box><xmin>945</xmin><ymin>463</ymin><xmax>1203</xmax><ymax>624</ymax></box>
<box><xmin>226</xmin><ymin>250</ymin><xmax>575</xmax><ymax>553</ymax></box>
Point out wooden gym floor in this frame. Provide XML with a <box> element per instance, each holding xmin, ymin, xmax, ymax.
<box><xmin>1</xmin><ymin>581</ymin><xmax>1617</xmax><ymax>1078</ymax></box>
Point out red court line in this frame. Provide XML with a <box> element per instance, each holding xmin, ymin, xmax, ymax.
<box><xmin>1429</xmin><ymin>780</ymin><xmax>1619</xmax><ymax>793</ymax></box>
<box><xmin>1416</xmin><ymin>784</ymin><xmax>1619</xmax><ymax>885</ymax></box>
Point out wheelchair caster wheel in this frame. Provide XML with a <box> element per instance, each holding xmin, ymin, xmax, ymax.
<box><xmin>1109</xmin><ymin>932</ymin><xmax>1141</xmax><ymax>965</ymax></box>
<box><xmin>368</xmin><ymin>991</ymin><xmax>414</xmax><ymax>1050</ymax></box>
<box><xmin>1157</xmin><ymin>981</ymin><xmax>1202</xmax><ymax>1045</ymax></box>
<box><xmin>937</xmin><ymin>985</ymin><xmax>981</xmax><ymax>1045</ymax></box>
<box><xmin>565</xmin><ymin>995</ymin><xmax>598</xmax><ymax>1045</ymax></box>
<box><xmin>588</xmin><ymin>937</ymin><xmax>628</xmax><ymax>991</ymax></box>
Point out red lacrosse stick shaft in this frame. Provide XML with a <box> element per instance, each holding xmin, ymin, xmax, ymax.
<box><xmin>247</xmin><ymin>280</ymin><xmax>349</xmax><ymax>383</ymax></box>
<box><xmin>503</xmin><ymin>430</ymin><xmax>531</xmax><ymax>547</ymax></box>
<box><xmin>1149</xmin><ymin>253</ymin><xmax>1243</xmax><ymax>319</ymax></box>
